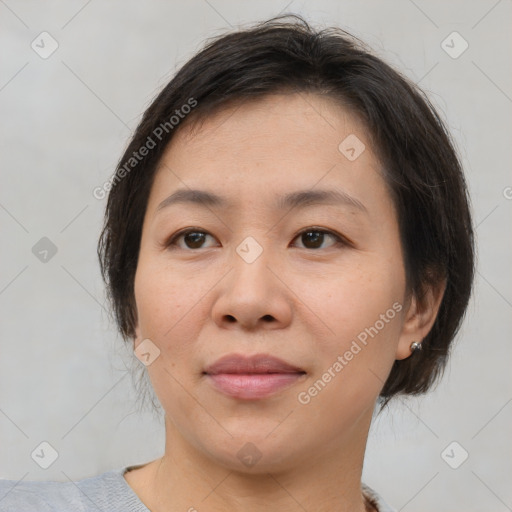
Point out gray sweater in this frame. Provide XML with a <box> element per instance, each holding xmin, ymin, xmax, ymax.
<box><xmin>0</xmin><ymin>466</ymin><xmax>397</xmax><ymax>511</ymax></box>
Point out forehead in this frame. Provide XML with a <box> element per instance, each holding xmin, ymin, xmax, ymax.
<box><xmin>167</xmin><ymin>93</ymin><xmax>368</xmax><ymax>164</ymax></box>
<box><xmin>147</xmin><ymin>93</ymin><xmax>393</xmax><ymax>219</ymax></box>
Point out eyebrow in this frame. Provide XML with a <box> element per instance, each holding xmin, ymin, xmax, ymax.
<box><xmin>155</xmin><ymin>188</ymin><xmax>368</xmax><ymax>215</ymax></box>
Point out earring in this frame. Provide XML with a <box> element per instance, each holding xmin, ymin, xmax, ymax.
<box><xmin>410</xmin><ymin>341</ymin><xmax>422</xmax><ymax>353</ymax></box>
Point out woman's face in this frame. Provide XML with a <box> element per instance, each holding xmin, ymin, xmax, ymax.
<box><xmin>133</xmin><ymin>93</ymin><xmax>416</xmax><ymax>472</ymax></box>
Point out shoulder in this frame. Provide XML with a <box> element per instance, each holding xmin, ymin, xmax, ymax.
<box><xmin>0</xmin><ymin>467</ymin><xmax>148</xmax><ymax>512</ymax></box>
<box><xmin>0</xmin><ymin>476</ymin><xmax>80</xmax><ymax>512</ymax></box>
<box><xmin>362</xmin><ymin>482</ymin><xmax>397</xmax><ymax>512</ymax></box>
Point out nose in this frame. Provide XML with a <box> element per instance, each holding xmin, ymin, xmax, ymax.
<box><xmin>211</xmin><ymin>245</ymin><xmax>293</xmax><ymax>331</ymax></box>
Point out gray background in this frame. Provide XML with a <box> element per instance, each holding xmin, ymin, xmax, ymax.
<box><xmin>1</xmin><ymin>1</ymin><xmax>511</xmax><ymax>511</ymax></box>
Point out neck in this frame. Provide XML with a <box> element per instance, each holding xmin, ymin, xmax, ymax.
<box><xmin>131</xmin><ymin>410</ymin><xmax>375</xmax><ymax>512</ymax></box>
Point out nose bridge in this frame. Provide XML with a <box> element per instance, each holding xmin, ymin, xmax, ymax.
<box><xmin>235</xmin><ymin>234</ymin><xmax>267</xmax><ymax>267</ymax></box>
<box><xmin>211</xmin><ymin>232</ymin><xmax>292</xmax><ymax>329</ymax></box>
<box><xmin>230</xmin><ymin>234</ymin><xmax>272</xmax><ymax>296</ymax></box>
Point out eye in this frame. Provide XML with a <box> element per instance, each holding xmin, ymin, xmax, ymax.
<box><xmin>165</xmin><ymin>228</ymin><xmax>218</xmax><ymax>250</ymax></box>
<box><xmin>165</xmin><ymin>227</ymin><xmax>349</xmax><ymax>251</ymax></box>
<box><xmin>291</xmin><ymin>228</ymin><xmax>346</xmax><ymax>250</ymax></box>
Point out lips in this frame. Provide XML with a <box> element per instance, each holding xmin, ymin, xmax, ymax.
<box><xmin>204</xmin><ymin>354</ymin><xmax>306</xmax><ymax>400</ymax></box>
<box><xmin>204</xmin><ymin>354</ymin><xmax>305</xmax><ymax>375</ymax></box>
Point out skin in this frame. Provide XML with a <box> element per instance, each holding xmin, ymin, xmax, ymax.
<box><xmin>124</xmin><ymin>92</ymin><xmax>444</xmax><ymax>512</ymax></box>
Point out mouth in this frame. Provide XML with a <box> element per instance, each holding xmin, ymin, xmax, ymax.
<box><xmin>203</xmin><ymin>353</ymin><xmax>307</xmax><ymax>400</ymax></box>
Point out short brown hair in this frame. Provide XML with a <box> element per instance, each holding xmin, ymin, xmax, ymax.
<box><xmin>97</xmin><ymin>14</ymin><xmax>475</xmax><ymax>409</ymax></box>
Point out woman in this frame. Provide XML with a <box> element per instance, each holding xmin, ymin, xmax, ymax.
<box><xmin>0</xmin><ymin>14</ymin><xmax>474</xmax><ymax>512</ymax></box>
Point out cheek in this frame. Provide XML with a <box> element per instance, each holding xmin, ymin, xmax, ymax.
<box><xmin>293</xmin><ymin>274</ymin><xmax>403</xmax><ymax>422</ymax></box>
<box><xmin>134</xmin><ymin>262</ymin><xmax>212</xmax><ymax>420</ymax></box>
<box><xmin>134</xmin><ymin>259</ymin><xmax>203</xmax><ymax>354</ymax></box>
<box><xmin>298</xmin><ymin>258</ymin><xmax>404</xmax><ymax>343</ymax></box>
<box><xmin>292</xmin><ymin>257</ymin><xmax>405</xmax><ymax>407</ymax></box>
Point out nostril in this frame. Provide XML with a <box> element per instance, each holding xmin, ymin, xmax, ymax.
<box><xmin>262</xmin><ymin>315</ymin><xmax>274</xmax><ymax>322</ymax></box>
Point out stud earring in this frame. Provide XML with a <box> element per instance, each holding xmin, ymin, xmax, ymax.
<box><xmin>410</xmin><ymin>341</ymin><xmax>422</xmax><ymax>353</ymax></box>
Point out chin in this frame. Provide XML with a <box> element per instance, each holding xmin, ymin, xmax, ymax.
<box><xmin>195</xmin><ymin>428</ymin><xmax>307</xmax><ymax>475</ymax></box>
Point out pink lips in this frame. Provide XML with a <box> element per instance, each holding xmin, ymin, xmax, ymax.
<box><xmin>204</xmin><ymin>354</ymin><xmax>306</xmax><ymax>400</ymax></box>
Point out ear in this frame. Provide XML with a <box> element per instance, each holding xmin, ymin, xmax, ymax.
<box><xmin>395</xmin><ymin>278</ymin><xmax>446</xmax><ymax>360</ymax></box>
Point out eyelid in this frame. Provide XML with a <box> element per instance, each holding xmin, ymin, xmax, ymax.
<box><xmin>164</xmin><ymin>226</ymin><xmax>353</xmax><ymax>250</ymax></box>
<box><xmin>290</xmin><ymin>226</ymin><xmax>353</xmax><ymax>249</ymax></box>
<box><xmin>164</xmin><ymin>227</ymin><xmax>218</xmax><ymax>250</ymax></box>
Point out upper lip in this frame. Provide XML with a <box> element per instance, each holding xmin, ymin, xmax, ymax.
<box><xmin>204</xmin><ymin>354</ymin><xmax>305</xmax><ymax>375</ymax></box>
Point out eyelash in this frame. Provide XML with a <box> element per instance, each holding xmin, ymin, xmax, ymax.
<box><xmin>164</xmin><ymin>227</ymin><xmax>351</xmax><ymax>251</ymax></box>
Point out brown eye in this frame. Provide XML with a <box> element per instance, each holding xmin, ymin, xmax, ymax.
<box><xmin>166</xmin><ymin>227</ymin><xmax>347</xmax><ymax>251</ymax></box>
<box><xmin>293</xmin><ymin>229</ymin><xmax>344</xmax><ymax>250</ymax></box>
<box><xmin>167</xmin><ymin>229</ymin><xmax>217</xmax><ymax>250</ymax></box>
<box><xmin>182</xmin><ymin>232</ymin><xmax>207</xmax><ymax>249</ymax></box>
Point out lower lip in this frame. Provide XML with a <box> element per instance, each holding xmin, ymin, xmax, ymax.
<box><xmin>206</xmin><ymin>373</ymin><xmax>305</xmax><ymax>400</ymax></box>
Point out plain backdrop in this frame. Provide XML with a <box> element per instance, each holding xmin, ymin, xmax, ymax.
<box><xmin>1</xmin><ymin>1</ymin><xmax>511</xmax><ymax>511</ymax></box>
